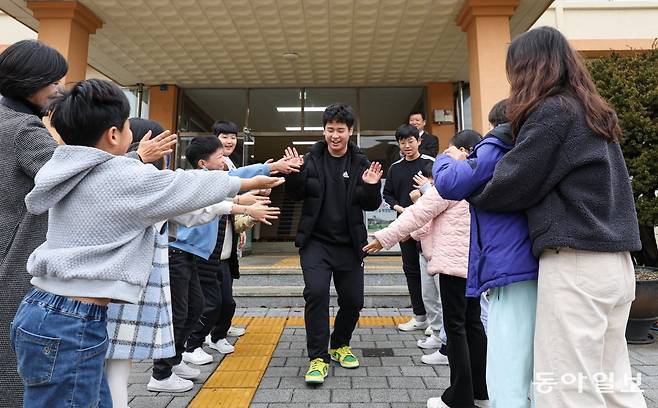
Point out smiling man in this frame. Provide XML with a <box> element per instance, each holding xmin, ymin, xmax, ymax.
<box><xmin>383</xmin><ymin>124</ymin><xmax>435</xmax><ymax>332</ymax></box>
<box><xmin>283</xmin><ymin>103</ymin><xmax>383</xmax><ymax>385</ymax></box>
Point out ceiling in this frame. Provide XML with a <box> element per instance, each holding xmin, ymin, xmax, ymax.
<box><xmin>1</xmin><ymin>0</ymin><xmax>552</xmax><ymax>87</ymax></box>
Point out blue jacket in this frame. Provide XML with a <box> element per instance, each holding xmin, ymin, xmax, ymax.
<box><xmin>170</xmin><ymin>163</ymin><xmax>269</xmax><ymax>259</ymax></box>
<box><xmin>433</xmin><ymin>124</ymin><xmax>538</xmax><ymax>297</ymax></box>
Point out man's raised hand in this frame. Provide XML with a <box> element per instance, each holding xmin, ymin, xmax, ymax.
<box><xmin>362</xmin><ymin>162</ymin><xmax>383</xmax><ymax>184</ymax></box>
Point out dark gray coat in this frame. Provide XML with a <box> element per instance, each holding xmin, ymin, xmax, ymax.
<box><xmin>469</xmin><ymin>96</ymin><xmax>641</xmax><ymax>257</ymax></box>
<box><xmin>0</xmin><ymin>97</ymin><xmax>57</xmax><ymax>407</ymax></box>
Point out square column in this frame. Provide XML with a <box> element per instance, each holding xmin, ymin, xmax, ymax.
<box><xmin>27</xmin><ymin>1</ymin><xmax>102</xmax><ymax>85</ymax></box>
<box><xmin>426</xmin><ymin>82</ymin><xmax>457</xmax><ymax>152</ymax></box>
<box><xmin>457</xmin><ymin>0</ymin><xmax>518</xmax><ymax>134</ymax></box>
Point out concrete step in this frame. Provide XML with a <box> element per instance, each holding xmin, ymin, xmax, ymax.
<box><xmin>233</xmin><ymin>285</ymin><xmax>412</xmax><ymax>308</ymax></box>
<box><xmin>235</xmin><ymin>269</ymin><xmax>407</xmax><ymax>286</ymax></box>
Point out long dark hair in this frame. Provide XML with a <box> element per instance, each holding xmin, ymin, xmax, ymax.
<box><xmin>506</xmin><ymin>26</ymin><xmax>621</xmax><ymax>142</ymax></box>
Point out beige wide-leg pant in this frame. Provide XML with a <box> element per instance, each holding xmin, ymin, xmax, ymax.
<box><xmin>534</xmin><ymin>248</ymin><xmax>647</xmax><ymax>408</ymax></box>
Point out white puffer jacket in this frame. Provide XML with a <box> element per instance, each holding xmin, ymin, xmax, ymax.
<box><xmin>374</xmin><ymin>187</ymin><xmax>470</xmax><ymax>277</ymax></box>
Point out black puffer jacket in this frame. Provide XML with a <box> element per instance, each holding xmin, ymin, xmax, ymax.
<box><xmin>285</xmin><ymin>141</ymin><xmax>382</xmax><ymax>258</ymax></box>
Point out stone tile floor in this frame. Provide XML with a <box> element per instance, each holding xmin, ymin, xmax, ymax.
<box><xmin>127</xmin><ymin>308</ymin><xmax>658</xmax><ymax>408</ymax></box>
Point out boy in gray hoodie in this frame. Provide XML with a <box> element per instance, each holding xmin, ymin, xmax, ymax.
<box><xmin>9</xmin><ymin>79</ymin><xmax>283</xmax><ymax>408</ymax></box>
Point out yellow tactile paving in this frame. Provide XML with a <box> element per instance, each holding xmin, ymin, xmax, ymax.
<box><xmin>194</xmin><ymin>316</ymin><xmax>400</xmax><ymax>407</ymax></box>
<box><xmin>358</xmin><ymin>316</ymin><xmax>395</xmax><ymax>327</ymax></box>
<box><xmin>205</xmin><ymin>370</ymin><xmax>263</xmax><ymax>388</ymax></box>
<box><xmin>272</xmin><ymin>256</ymin><xmax>301</xmax><ymax>268</ymax></box>
<box><xmin>285</xmin><ymin>316</ymin><xmax>305</xmax><ymax>326</ymax></box>
<box><xmin>219</xmin><ymin>355</ymin><xmax>271</xmax><ymax>371</ymax></box>
<box><xmin>235</xmin><ymin>332</ymin><xmax>282</xmax><ymax>345</ymax></box>
<box><xmin>284</xmin><ymin>316</ymin><xmax>336</xmax><ymax>327</ymax></box>
<box><xmin>249</xmin><ymin>316</ymin><xmax>287</xmax><ymax>327</ymax></box>
<box><xmin>231</xmin><ymin>316</ymin><xmax>253</xmax><ymax>326</ymax></box>
<box><xmin>190</xmin><ymin>388</ymin><xmax>255</xmax><ymax>408</ymax></box>
<box><xmin>232</xmin><ymin>343</ymin><xmax>276</xmax><ymax>356</ymax></box>
<box><xmin>392</xmin><ymin>316</ymin><xmax>411</xmax><ymax>325</ymax></box>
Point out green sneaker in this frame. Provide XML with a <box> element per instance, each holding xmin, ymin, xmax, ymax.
<box><xmin>305</xmin><ymin>358</ymin><xmax>329</xmax><ymax>384</ymax></box>
<box><xmin>330</xmin><ymin>345</ymin><xmax>360</xmax><ymax>368</ymax></box>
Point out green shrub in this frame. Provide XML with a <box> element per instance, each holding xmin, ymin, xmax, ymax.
<box><xmin>588</xmin><ymin>44</ymin><xmax>658</xmax><ymax>266</ymax></box>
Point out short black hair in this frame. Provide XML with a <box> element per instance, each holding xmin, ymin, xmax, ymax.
<box><xmin>409</xmin><ymin>110</ymin><xmax>426</xmax><ymax>121</ymax></box>
<box><xmin>488</xmin><ymin>99</ymin><xmax>509</xmax><ymax>127</ymax></box>
<box><xmin>211</xmin><ymin>120</ymin><xmax>239</xmax><ymax>136</ymax></box>
<box><xmin>395</xmin><ymin>123</ymin><xmax>420</xmax><ymax>142</ymax></box>
<box><xmin>421</xmin><ymin>162</ymin><xmax>433</xmax><ymax>178</ymax></box>
<box><xmin>450</xmin><ymin>129</ymin><xmax>482</xmax><ymax>152</ymax></box>
<box><xmin>322</xmin><ymin>103</ymin><xmax>355</xmax><ymax>128</ymax></box>
<box><xmin>48</xmin><ymin>79</ymin><xmax>130</xmax><ymax>147</ymax></box>
<box><xmin>0</xmin><ymin>40</ymin><xmax>68</xmax><ymax>101</ymax></box>
<box><xmin>128</xmin><ymin>118</ymin><xmax>166</xmax><ymax>167</ymax></box>
<box><xmin>186</xmin><ymin>136</ymin><xmax>223</xmax><ymax>169</ymax></box>
<box><xmin>129</xmin><ymin>118</ymin><xmax>165</xmax><ymax>145</ymax></box>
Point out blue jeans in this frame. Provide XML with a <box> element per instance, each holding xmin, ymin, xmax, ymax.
<box><xmin>10</xmin><ymin>289</ymin><xmax>111</xmax><ymax>408</ymax></box>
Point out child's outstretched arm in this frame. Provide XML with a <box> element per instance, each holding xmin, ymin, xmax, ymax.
<box><xmin>363</xmin><ymin>190</ymin><xmax>448</xmax><ymax>253</ymax></box>
<box><xmin>433</xmin><ymin>143</ymin><xmax>503</xmax><ymax>201</ymax></box>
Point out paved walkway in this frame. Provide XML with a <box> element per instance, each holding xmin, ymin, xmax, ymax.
<box><xmin>125</xmin><ymin>308</ymin><xmax>658</xmax><ymax>408</ymax></box>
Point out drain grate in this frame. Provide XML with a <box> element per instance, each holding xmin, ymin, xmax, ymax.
<box><xmin>359</xmin><ymin>348</ymin><xmax>394</xmax><ymax>357</ymax></box>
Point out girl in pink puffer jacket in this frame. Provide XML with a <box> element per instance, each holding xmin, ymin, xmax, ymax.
<box><xmin>364</xmin><ymin>131</ymin><xmax>489</xmax><ymax>408</ymax></box>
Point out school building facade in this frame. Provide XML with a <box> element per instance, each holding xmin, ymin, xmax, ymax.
<box><xmin>1</xmin><ymin>0</ymin><xmax>657</xmax><ymax>241</ymax></box>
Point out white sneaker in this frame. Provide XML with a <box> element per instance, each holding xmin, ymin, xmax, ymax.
<box><xmin>147</xmin><ymin>373</ymin><xmax>193</xmax><ymax>393</ymax></box>
<box><xmin>475</xmin><ymin>400</ymin><xmax>492</xmax><ymax>408</ymax></box>
<box><xmin>398</xmin><ymin>317</ymin><xmax>429</xmax><ymax>331</ymax></box>
<box><xmin>182</xmin><ymin>347</ymin><xmax>213</xmax><ymax>365</ymax></box>
<box><xmin>421</xmin><ymin>349</ymin><xmax>449</xmax><ymax>365</ymax></box>
<box><xmin>417</xmin><ymin>335</ymin><xmax>442</xmax><ymax>350</ymax></box>
<box><xmin>208</xmin><ymin>338</ymin><xmax>235</xmax><ymax>354</ymax></box>
<box><xmin>227</xmin><ymin>326</ymin><xmax>246</xmax><ymax>337</ymax></box>
<box><xmin>425</xmin><ymin>326</ymin><xmax>433</xmax><ymax>336</ymax></box>
<box><xmin>172</xmin><ymin>361</ymin><xmax>200</xmax><ymax>380</ymax></box>
<box><xmin>427</xmin><ymin>397</ymin><xmax>450</xmax><ymax>408</ymax></box>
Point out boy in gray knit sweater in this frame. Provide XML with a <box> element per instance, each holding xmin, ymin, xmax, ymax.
<box><xmin>9</xmin><ymin>79</ymin><xmax>283</xmax><ymax>408</ymax></box>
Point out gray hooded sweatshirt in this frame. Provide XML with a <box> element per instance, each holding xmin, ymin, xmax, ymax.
<box><xmin>25</xmin><ymin>145</ymin><xmax>241</xmax><ymax>303</ymax></box>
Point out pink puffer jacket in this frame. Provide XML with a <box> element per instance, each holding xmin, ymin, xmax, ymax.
<box><xmin>374</xmin><ymin>187</ymin><xmax>470</xmax><ymax>277</ymax></box>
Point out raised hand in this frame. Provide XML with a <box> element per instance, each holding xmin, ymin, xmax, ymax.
<box><xmin>363</xmin><ymin>239</ymin><xmax>383</xmax><ymax>254</ymax></box>
<box><xmin>413</xmin><ymin>173</ymin><xmax>430</xmax><ymax>190</ymax></box>
<box><xmin>362</xmin><ymin>162</ymin><xmax>383</xmax><ymax>184</ymax></box>
<box><xmin>268</xmin><ymin>156</ymin><xmax>301</xmax><ymax>175</ymax></box>
<box><xmin>444</xmin><ymin>145</ymin><xmax>468</xmax><ymax>161</ymax></box>
<box><xmin>137</xmin><ymin>130</ymin><xmax>178</xmax><ymax>164</ymax></box>
<box><xmin>245</xmin><ymin>204</ymin><xmax>281</xmax><ymax>226</ymax></box>
<box><xmin>284</xmin><ymin>147</ymin><xmax>304</xmax><ymax>167</ymax></box>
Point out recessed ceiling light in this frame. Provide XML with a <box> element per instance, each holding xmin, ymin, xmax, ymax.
<box><xmin>282</xmin><ymin>52</ymin><xmax>299</xmax><ymax>61</ymax></box>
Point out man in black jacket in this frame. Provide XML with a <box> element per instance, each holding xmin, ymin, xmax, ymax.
<box><xmin>409</xmin><ymin>111</ymin><xmax>438</xmax><ymax>157</ymax></box>
<box><xmin>284</xmin><ymin>104</ymin><xmax>383</xmax><ymax>385</ymax></box>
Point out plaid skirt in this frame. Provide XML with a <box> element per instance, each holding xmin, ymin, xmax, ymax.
<box><xmin>105</xmin><ymin>225</ymin><xmax>175</xmax><ymax>360</ymax></box>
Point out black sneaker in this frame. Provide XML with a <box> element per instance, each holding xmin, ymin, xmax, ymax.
<box><xmin>438</xmin><ymin>344</ymin><xmax>447</xmax><ymax>356</ymax></box>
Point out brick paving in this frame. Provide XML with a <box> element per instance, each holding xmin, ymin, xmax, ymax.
<box><xmin>127</xmin><ymin>308</ymin><xmax>658</xmax><ymax>407</ymax></box>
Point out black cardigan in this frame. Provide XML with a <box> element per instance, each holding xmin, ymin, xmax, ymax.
<box><xmin>469</xmin><ymin>95</ymin><xmax>641</xmax><ymax>257</ymax></box>
<box><xmin>285</xmin><ymin>141</ymin><xmax>382</xmax><ymax>258</ymax></box>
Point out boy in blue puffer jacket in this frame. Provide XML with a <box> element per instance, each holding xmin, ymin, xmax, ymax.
<box><xmin>433</xmin><ymin>100</ymin><xmax>539</xmax><ymax>408</ymax></box>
